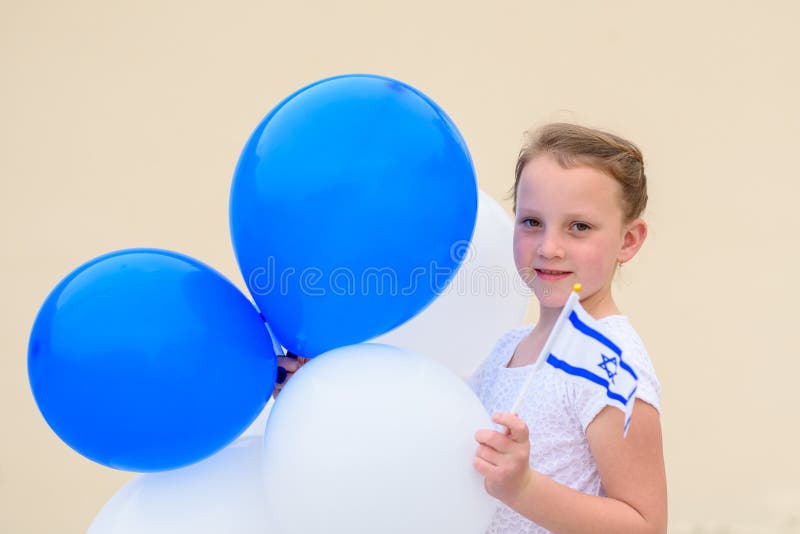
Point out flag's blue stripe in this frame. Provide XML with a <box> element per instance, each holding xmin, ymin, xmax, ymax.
<box><xmin>619</xmin><ymin>358</ymin><xmax>638</xmax><ymax>380</ymax></box>
<box><xmin>568</xmin><ymin>311</ymin><xmax>622</xmax><ymax>356</ymax></box>
<box><xmin>546</xmin><ymin>354</ymin><xmax>631</xmax><ymax>405</ymax></box>
<box><xmin>567</xmin><ymin>310</ymin><xmax>638</xmax><ymax>380</ymax></box>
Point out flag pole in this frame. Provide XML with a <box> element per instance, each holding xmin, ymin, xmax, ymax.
<box><xmin>509</xmin><ymin>283</ymin><xmax>582</xmax><ymax>414</ymax></box>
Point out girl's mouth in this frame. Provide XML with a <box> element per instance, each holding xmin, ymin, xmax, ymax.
<box><xmin>535</xmin><ymin>268</ymin><xmax>571</xmax><ymax>281</ymax></box>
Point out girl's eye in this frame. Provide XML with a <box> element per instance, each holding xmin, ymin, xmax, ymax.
<box><xmin>522</xmin><ymin>218</ymin><xmax>541</xmax><ymax>228</ymax></box>
<box><xmin>570</xmin><ymin>222</ymin><xmax>591</xmax><ymax>232</ymax></box>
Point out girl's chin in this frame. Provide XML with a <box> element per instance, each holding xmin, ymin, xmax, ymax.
<box><xmin>533</xmin><ymin>289</ymin><xmax>571</xmax><ymax>309</ymax></box>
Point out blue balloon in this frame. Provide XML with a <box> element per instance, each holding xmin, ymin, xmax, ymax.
<box><xmin>230</xmin><ymin>74</ymin><xmax>477</xmax><ymax>357</ymax></box>
<box><xmin>28</xmin><ymin>249</ymin><xmax>277</xmax><ymax>472</ymax></box>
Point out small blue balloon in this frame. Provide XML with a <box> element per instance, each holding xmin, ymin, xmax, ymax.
<box><xmin>28</xmin><ymin>249</ymin><xmax>277</xmax><ymax>472</ymax></box>
<box><xmin>230</xmin><ymin>74</ymin><xmax>477</xmax><ymax>357</ymax></box>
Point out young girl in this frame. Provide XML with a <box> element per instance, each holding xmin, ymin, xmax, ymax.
<box><xmin>470</xmin><ymin>123</ymin><xmax>667</xmax><ymax>533</ymax></box>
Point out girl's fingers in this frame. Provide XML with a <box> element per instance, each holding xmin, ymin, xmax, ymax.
<box><xmin>273</xmin><ymin>357</ymin><xmax>310</xmax><ymax>398</ymax></box>
<box><xmin>277</xmin><ymin>356</ymin><xmax>303</xmax><ymax>373</ymax></box>
<box><xmin>492</xmin><ymin>412</ymin><xmax>530</xmax><ymax>443</ymax></box>
<box><xmin>475</xmin><ymin>443</ymin><xmax>502</xmax><ymax>467</ymax></box>
<box><xmin>473</xmin><ymin>455</ymin><xmax>495</xmax><ymax>477</ymax></box>
<box><xmin>475</xmin><ymin>429</ymin><xmax>512</xmax><ymax>453</ymax></box>
<box><xmin>475</xmin><ymin>429</ymin><xmax>496</xmax><ymax>444</ymax></box>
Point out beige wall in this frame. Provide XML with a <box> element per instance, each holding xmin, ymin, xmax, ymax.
<box><xmin>3</xmin><ymin>1</ymin><xmax>799</xmax><ymax>532</ymax></box>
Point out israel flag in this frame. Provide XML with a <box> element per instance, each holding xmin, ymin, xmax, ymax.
<box><xmin>545</xmin><ymin>299</ymin><xmax>638</xmax><ymax>433</ymax></box>
<box><xmin>509</xmin><ymin>284</ymin><xmax>639</xmax><ymax>435</ymax></box>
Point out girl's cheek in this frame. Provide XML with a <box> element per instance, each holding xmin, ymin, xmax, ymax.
<box><xmin>511</xmin><ymin>236</ymin><xmax>524</xmax><ymax>263</ymax></box>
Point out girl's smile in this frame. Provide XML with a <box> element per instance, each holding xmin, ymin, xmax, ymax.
<box><xmin>533</xmin><ymin>269</ymin><xmax>572</xmax><ymax>281</ymax></box>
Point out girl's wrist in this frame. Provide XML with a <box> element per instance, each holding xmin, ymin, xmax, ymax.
<box><xmin>507</xmin><ymin>467</ymin><xmax>538</xmax><ymax>513</ymax></box>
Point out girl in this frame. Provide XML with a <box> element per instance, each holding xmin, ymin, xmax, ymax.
<box><xmin>470</xmin><ymin>123</ymin><xmax>667</xmax><ymax>533</ymax></box>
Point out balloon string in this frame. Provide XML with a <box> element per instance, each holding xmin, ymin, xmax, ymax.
<box><xmin>260</xmin><ymin>315</ymin><xmax>285</xmax><ymax>357</ymax></box>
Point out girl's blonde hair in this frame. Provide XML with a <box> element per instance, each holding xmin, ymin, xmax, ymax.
<box><xmin>513</xmin><ymin>123</ymin><xmax>648</xmax><ymax>221</ymax></box>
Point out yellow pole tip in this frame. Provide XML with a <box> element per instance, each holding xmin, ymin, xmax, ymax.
<box><xmin>573</xmin><ymin>283</ymin><xmax>582</xmax><ymax>293</ymax></box>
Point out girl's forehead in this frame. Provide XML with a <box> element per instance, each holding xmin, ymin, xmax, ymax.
<box><xmin>516</xmin><ymin>157</ymin><xmax>624</xmax><ymax>214</ymax></box>
<box><xmin>521</xmin><ymin>155</ymin><xmax>615</xmax><ymax>187</ymax></box>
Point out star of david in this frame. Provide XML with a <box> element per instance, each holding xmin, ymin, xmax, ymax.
<box><xmin>598</xmin><ymin>353</ymin><xmax>618</xmax><ymax>384</ymax></box>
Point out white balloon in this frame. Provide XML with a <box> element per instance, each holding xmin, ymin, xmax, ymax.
<box><xmin>88</xmin><ymin>436</ymin><xmax>267</xmax><ymax>534</ymax></box>
<box><xmin>375</xmin><ymin>190</ymin><xmax>530</xmax><ymax>378</ymax></box>
<box><xmin>262</xmin><ymin>344</ymin><xmax>497</xmax><ymax>534</ymax></box>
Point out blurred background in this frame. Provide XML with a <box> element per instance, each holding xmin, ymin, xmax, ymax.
<box><xmin>2</xmin><ymin>1</ymin><xmax>799</xmax><ymax>532</ymax></box>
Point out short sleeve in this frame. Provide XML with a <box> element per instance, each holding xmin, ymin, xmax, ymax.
<box><xmin>571</xmin><ymin>317</ymin><xmax>661</xmax><ymax>432</ymax></box>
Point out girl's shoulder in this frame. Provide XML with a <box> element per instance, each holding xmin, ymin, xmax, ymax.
<box><xmin>572</xmin><ymin>315</ymin><xmax>661</xmax><ymax>430</ymax></box>
<box><xmin>490</xmin><ymin>324</ymin><xmax>535</xmax><ymax>360</ymax></box>
<box><xmin>596</xmin><ymin>315</ymin><xmax>657</xmax><ymax>381</ymax></box>
<box><xmin>467</xmin><ymin>325</ymin><xmax>534</xmax><ymax>396</ymax></box>
<box><xmin>597</xmin><ymin>315</ymin><xmax>645</xmax><ymax>346</ymax></box>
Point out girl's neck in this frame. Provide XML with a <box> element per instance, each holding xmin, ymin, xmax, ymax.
<box><xmin>533</xmin><ymin>306</ymin><xmax>562</xmax><ymax>336</ymax></box>
<box><xmin>507</xmin><ymin>293</ymin><xmax>622</xmax><ymax>369</ymax></box>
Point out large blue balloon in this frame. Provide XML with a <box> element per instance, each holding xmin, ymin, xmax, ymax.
<box><xmin>230</xmin><ymin>74</ymin><xmax>478</xmax><ymax>357</ymax></box>
<box><xmin>28</xmin><ymin>249</ymin><xmax>277</xmax><ymax>472</ymax></box>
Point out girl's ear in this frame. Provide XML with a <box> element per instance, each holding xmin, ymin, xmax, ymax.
<box><xmin>618</xmin><ymin>218</ymin><xmax>647</xmax><ymax>264</ymax></box>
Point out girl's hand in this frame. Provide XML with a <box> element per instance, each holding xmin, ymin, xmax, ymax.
<box><xmin>473</xmin><ymin>412</ymin><xmax>535</xmax><ymax>507</ymax></box>
<box><xmin>272</xmin><ymin>353</ymin><xmax>309</xmax><ymax>399</ymax></box>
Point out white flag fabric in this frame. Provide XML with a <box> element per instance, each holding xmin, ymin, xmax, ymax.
<box><xmin>545</xmin><ymin>300</ymin><xmax>639</xmax><ymax>434</ymax></box>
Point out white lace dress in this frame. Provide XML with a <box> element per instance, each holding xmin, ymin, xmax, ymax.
<box><xmin>468</xmin><ymin>316</ymin><xmax>661</xmax><ymax>534</ymax></box>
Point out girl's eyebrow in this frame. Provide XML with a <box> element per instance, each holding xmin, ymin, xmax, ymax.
<box><xmin>515</xmin><ymin>208</ymin><xmax>598</xmax><ymax>221</ymax></box>
<box><xmin>561</xmin><ymin>212</ymin><xmax>597</xmax><ymax>220</ymax></box>
<box><xmin>514</xmin><ymin>209</ymin><xmax>540</xmax><ymax>218</ymax></box>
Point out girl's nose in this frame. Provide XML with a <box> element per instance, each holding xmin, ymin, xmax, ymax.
<box><xmin>537</xmin><ymin>234</ymin><xmax>564</xmax><ymax>258</ymax></box>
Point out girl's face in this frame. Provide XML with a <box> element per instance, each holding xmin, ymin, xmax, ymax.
<box><xmin>513</xmin><ymin>153</ymin><xmax>646</xmax><ymax>317</ymax></box>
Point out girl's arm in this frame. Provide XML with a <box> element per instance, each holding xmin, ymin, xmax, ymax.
<box><xmin>474</xmin><ymin>399</ymin><xmax>667</xmax><ymax>534</ymax></box>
